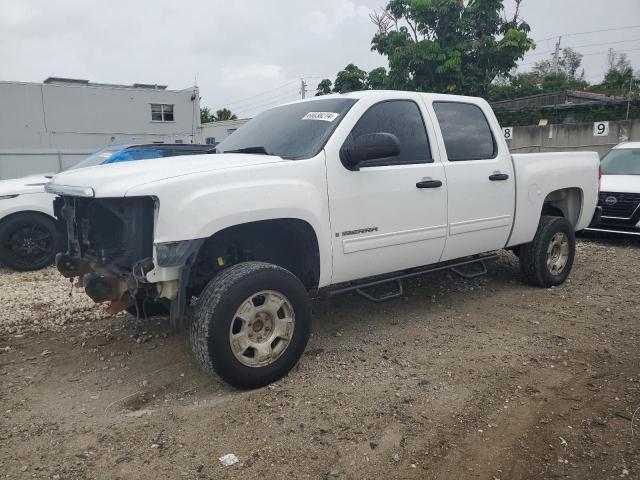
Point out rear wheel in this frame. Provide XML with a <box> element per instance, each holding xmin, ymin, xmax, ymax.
<box><xmin>0</xmin><ymin>213</ymin><xmax>60</xmax><ymax>271</ymax></box>
<box><xmin>519</xmin><ymin>215</ymin><xmax>575</xmax><ymax>287</ymax></box>
<box><xmin>190</xmin><ymin>261</ymin><xmax>311</xmax><ymax>389</ymax></box>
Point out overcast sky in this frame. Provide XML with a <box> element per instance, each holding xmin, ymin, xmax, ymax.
<box><xmin>1</xmin><ymin>0</ymin><xmax>639</xmax><ymax>117</ymax></box>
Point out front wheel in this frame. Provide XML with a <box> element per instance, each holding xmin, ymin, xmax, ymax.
<box><xmin>519</xmin><ymin>215</ymin><xmax>576</xmax><ymax>287</ymax></box>
<box><xmin>190</xmin><ymin>262</ymin><xmax>311</xmax><ymax>389</ymax></box>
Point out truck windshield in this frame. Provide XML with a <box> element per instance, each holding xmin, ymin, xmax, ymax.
<box><xmin>216</xmin><ymin>97</ymin><xmax>358</xmax><ymax>160</ymax></box>
<box><xmin>601</xmin><ymin>148</ymin><xmax>640</xmax><ymax>175</ymax></box>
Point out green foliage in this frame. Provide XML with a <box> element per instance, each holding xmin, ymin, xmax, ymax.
<box><xmin>201</xmin><ymin>107</ymin><xmax>238</xmax><ymax>122</ymax></box>
<box><xmin>487</xmin><ymin>47</ymin><xmax>589</xmax><ymax>101</ymax></box>
<box><xmin>368</xmin><ymin>0</ymin><xmax>534</xmax><ymax>96</ymax></box>
<box><xmin>590</xmin><ymin>49</ymin><xmax>638</xmax><ymax>97</ymax></box>
<box><xmin>316</xmin><ymin>65</ymin><xmax>390</xmax><ymax>95</ymax></box>
<box><xmin>532</xmin><ymin>47</ymin><xmax>584</xmax><ymax>81</ymax></box>
<box><xmin>367</xmin><ymin>67</ymin><xmax>389</xmax><ymax>89</ymax></box>
<box><xmin>200</xmin><ymin>107</ymin><xmax>215</xmax><ymax>124</ymax></box>
<box><xmin>315</xmin><ymin>79</ymin><xmax>333</xmax><ymax>96</ymax></box>
<box><xmin>213</xmin><ymin>108</ymin><xmax>238</xmax><ymax>121</ymax></box>
<box><xmin>494</xmin><ymin>100</ymin><xmax>640</xmax><ymax>127</ymax></box>
<box><xmin>333</xmin><ymin>64</ymin><xmax>368</xmax><ymax>93</ymax></box>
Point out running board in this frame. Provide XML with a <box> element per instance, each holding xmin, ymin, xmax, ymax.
<box><xmin>328</xmin><ymin>254</ymin><xmax>497</xmax><ymax>303</ymax></box>
<box><xmin>584</xmin><ymin>227</ymin><xmax>640</xmax><ymax>237</ymax></box>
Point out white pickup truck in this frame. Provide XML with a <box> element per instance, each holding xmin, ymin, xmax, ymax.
<box><xmin>46</xmin><ymin>91</ymin><xmax>600</xmax><ymax>389</ymax></box>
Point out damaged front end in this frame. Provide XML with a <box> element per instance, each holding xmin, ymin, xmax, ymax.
<box><xmin>53</xmin><ymin>195</ymin><xmax>158</xmax><ymax>315</ymax></box>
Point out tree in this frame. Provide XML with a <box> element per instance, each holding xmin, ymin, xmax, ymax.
<box><xmin>200</xmin><ymin>107</ymin><xmax>215</xmax><ymax>124</ymax></box>
<box><xmin>315</xmin><ymin>79</ymin><xmax>333</xmax><ymax>96</ymax></box>
<box><xmin>596</xmin><ymin>49</ymin><xmax>637</xmax><ymax>97</ymax></box>
<box><xmin>366</xmin><ymin>67</ymin><xmax>389</xmax><ymax>89</ymax></box>
<box><xmin>333</xmin><ymin>64</ymin><xmax>368</xmax><ymax>93</ymax></box>
<box><xmin>487</xmin><ymin>72</ymin><xmax>539</xmax><ymax>101</ymax></box>
<box><xmin>531</xmin><ymin>47</ymin><xmax>585</xmax><ymax>88</ymax></box>
<box><xmin>367</xmin><ymin>0</ymin><xmax>534</xmax><ymax>96</ymax></box>
<box><xmin>213</xmin><ymin>108</ymin><xmax>238</xmax><ymax>121</ymax></box>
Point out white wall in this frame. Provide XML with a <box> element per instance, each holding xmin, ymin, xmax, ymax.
<box><xmin>0</xmin><ymin>80</ymin><xmax>201</xmax><ymax>179</ymax></box>
<box><xmin>201</xmin><ymin>118</ymin><xmax>250</xmax><ymax>146</ymax></box>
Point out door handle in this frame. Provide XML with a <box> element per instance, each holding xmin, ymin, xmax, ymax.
<box><xmin>416</xmin><ymin>179</ymin><xmax>442</xmax><ymax>189</ymax></box>
<box><xmin>489</xmin><ymin>173</ymin><xmax>509</xmax><ymax>181</ymax></box>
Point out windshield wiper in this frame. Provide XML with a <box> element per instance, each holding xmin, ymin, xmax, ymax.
<box><xmin>222</xmin><ymin>146</ymin><xmax>270</xmax><ymax>155</ymax></box>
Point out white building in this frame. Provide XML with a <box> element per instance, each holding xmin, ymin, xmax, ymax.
<box><xmin>201</xmin><ymin>118</ymin><xmax>250</xmax><ymax>147</ymax></box>
<box><xmin>0</xmin><ymin>77</ymin><xmax>201</xmax><ymax>179</ymax></box>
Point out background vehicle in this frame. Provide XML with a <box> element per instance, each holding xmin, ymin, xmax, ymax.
<box><xmin>585</xmin><ymin>142</ymin><xmax>640</xmax><ymax>236</ymax></box>
<box><xmin>0</xmin><ymin>143</ymin><xmax>215</xmax><ymax>271</ymax></box>
<box><xmin>47</xmin><ymin>91</ymin><xmax>600</xmax><ymax>389</ymax></box>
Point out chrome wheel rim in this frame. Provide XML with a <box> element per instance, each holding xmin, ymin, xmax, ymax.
<box><xmin>546</xmin><ymin>232</ymin><xmax>570</xmax><ymax>275</ymax></box>
<box><xmin>228</xmin><ymin>290</ymin><xmax>295</xmax><ymax>368</ymax></box>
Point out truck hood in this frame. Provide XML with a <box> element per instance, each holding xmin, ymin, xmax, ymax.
<box><xmin>48</xmin><ymin>153</ymin><xmax>286</xmax><ymax>197</ymax></box>
<box><xmin>0</xmin><ymin>174</ymin><xmax>51</xmax><ymax>196</ymax></box>
<box><xmin>601</xmin><ymin>174</ymin><xmax>640</xmax><ymax>194</ymax></box>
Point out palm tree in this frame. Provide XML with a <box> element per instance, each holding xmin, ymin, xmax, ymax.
<box><xmin>214</xmin><ymin>108</ymin><xmax>238</xmax><ymax>121</ymax></box>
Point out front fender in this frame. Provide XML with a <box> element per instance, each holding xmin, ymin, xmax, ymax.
<box><xmin>0</xmin><ymin>192</ymin><xmax>55</xmax><ymax>222</ymax></box>
<box><xmin>127</xmin><ymin>156</ymin><xmax>333</xmax><ymax>287</ymax></box>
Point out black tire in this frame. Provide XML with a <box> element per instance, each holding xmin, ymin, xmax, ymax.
<box><xmin>126</xmin><ymin>299</ymin><xmax>169</xmax><ymax>318</ymax></box>
<box><xmin>190</xmin><ymin>261</ymin><xmax>311</xmax><ymax>389</ymax></box>
<box><xmin>519</xmin><ymin>215</ymin><xmax>576</xmax><ymax>287</ymax></box>
<box><xmin>0</xmin><ymin>212</ymin><xmax>60</xmax><ymax>271</ymax></box>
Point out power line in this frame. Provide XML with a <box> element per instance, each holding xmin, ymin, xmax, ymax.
<box><xmin>233</xmin><ymin>88</ymin><xmax>300</xmax><ymax>109</ymax></box>
<box><xmin>524</xmin><ymin>37</ymin><xmax>640</xmax><ymax>59</ymax></box>
<box><xmin>207</xmin><ymin>79</ymin><xmax>299</xmax><ymax>110</ymax></box>
<box><xmin>233</xmin><ymin>91</ymin><xmax>301</xmax><ymax>115</ymax></box>
<box><xmin>533</xmin><ymin>24</ymin><xmax>640</xmax><ymax>43</ymax></box>
<box><xmin>519</xmin><ymin>47</ymin><xmax>640</xmax><ymax>68</ymax></box>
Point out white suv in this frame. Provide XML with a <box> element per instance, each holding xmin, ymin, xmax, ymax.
<box><xmin>586</xmin><ymin>142</ymin><xmax>640</xmax><ymax>236</ymax></box>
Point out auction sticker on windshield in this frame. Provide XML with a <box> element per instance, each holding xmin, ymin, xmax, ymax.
<box><xmin>302</xmin><ymin>112</ymin><xmax>340</xmax><ymax>122</ymax></box>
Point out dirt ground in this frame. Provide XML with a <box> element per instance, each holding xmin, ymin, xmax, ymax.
<box><xmin>1</xmin><ymin>236</ymin><xmax>639</xmax><ymax>480</ymax></box>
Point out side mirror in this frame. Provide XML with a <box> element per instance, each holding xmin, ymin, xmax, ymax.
<box><xmin>340</xmin><ymin>132</ymin><xmax>401</xmax><ymax>171</ymax></box>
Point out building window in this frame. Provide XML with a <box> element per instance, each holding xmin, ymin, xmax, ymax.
<box><xmin>151</xmin><ymin>104</ymin><xmax>174</xmax><ymax>122</ymax></box>
<box><xmin>174</xmin><ymin>139</ymin><xmax>183</xmax><ymax>144</ymax></box>
<box><xmin>205</xmin><ymin>137</ymin><xmax>216</xmax><ymax>145</ymax></box>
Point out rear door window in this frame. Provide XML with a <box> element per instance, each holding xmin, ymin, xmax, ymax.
<box><xmin>433</xmin><ymin>102</ymin><xmax>496</xmax><ymax>161</ymax></box>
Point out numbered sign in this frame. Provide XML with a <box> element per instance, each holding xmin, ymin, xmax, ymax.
<box><xmin>502</xmin><ymin>127</ymin><xmax>514</xmax><ymax>140</ymax></box>
<box><xmin>593</xmin><ymin>121</ymin><xmax>609</xmax><ymax>137</ymax></box>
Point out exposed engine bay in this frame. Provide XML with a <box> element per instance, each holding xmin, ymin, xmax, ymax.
<box><xmin>53</xmin><ymin>195</ymin><xmax>157</xmax><ymax>314</ymax></box>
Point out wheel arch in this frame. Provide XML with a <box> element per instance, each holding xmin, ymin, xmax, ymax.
<box><xmin>541</xmin><ymin>187</ymin><xmax>584</xmax><ymax>228</ymax></box>
<box><xmin>187</xmin><ymin>218</ymin><xmax>322</xmax><ymax>296</ymax></box>
<box><xmin>0</xmin><ymin>209</ymin><xmax>56</xmax><ymax>226</ymax></box>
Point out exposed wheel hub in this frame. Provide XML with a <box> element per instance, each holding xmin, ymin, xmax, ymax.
<box><xmin>546</xmin><ymin>231</ymin><xmax>569</xmax><ymax>275</ymax></box>
<box><xmin>229</xmin><ymin>290</ymin><xmax>295</xmax><ymax>367</ymax></box>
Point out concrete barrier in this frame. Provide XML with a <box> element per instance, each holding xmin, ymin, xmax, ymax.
<box><xmin>504</xmin><ymin>119</ymin><xmax>640</xmax><ymax>158</ymax></box>
<box><xmin>0</xmin><ymin>149</ymin><xmax>92</xmax><ymax>180</ymax></box>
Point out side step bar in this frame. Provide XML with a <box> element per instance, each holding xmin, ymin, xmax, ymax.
<box><xmin>328</xmin><ymin>253</ymin><xmax>498</xmax><ymax>303</ymax></box>
<box><xmin>584</xmin><ymin>227</ymin><xmax>640</xmax><ymax>237</ymax></box>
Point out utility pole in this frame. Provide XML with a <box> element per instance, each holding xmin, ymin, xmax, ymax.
<box><xmin>553</xmin><ymin>36</ymin><xmax>562</xmax><ymax>74</ymax></box>
<box><xmin>626</xmin><ymin>72</ymin><xmax>634</xmax><ymax>121</ymax></box>
<box><xmin>300</xmin><ymin>78</ymin><xmax>307</xmax><ymax>99</ymax></box>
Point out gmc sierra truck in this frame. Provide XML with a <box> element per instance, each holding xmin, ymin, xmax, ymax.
<box><xmin>46</xmin><ymin>91</ymin><xmax>600</xmax><ymax>389</ymax></box>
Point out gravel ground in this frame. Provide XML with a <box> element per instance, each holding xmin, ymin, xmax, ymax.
<box><xmin>0</xmin><ymin>237</ymin><xmax>639</xmax><ymax>479</ymax></box>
